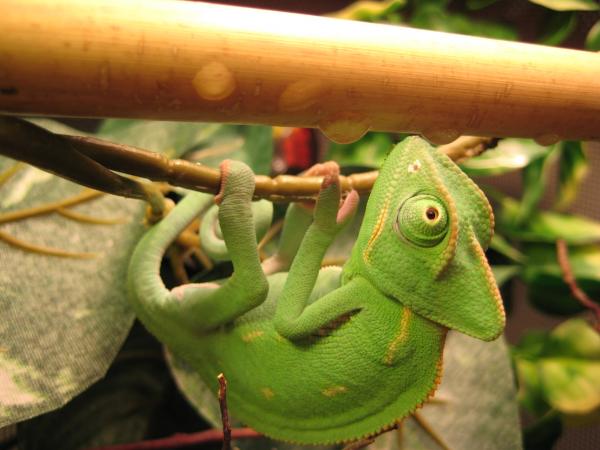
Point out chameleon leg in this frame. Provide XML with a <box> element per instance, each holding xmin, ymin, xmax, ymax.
<box><xmin>261</xmin><ymin>202</ymin><xmax>312</xmax><ymax>275</ymax></box>
<box><xmin>274</xmin><ymin>166</ymin><xmax>364</xmax><ymax>340</ymax></box>
<box><xmin>128</xmin><ymin>191</ymin><xmax>214</xmax><ymax>305</ymax></box>
<box><xmin>173</xmin><ymin>160</ymin><xmax>269</xmax><ymax>330</ymax></box>
<box><xmin>201</xmin><ymin>199</ymin><xmax>273</xmax><ymax>262</ymax></box>
<box><xmin>261</xmin><ymin>162</ymin><xmax>339</xmax><ymax>275</ymax></box>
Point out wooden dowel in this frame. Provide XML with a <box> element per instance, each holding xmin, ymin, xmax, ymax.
<box><xmin>1</xmin><ymin>0</ymin><xmax>600</xmax><ymax>143</ymax></box>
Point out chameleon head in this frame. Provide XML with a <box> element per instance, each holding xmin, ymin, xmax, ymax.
<box><xmin>345</xmin><ymin>136</ymin><xmax>505</xmax><ymax>341</ymax></box>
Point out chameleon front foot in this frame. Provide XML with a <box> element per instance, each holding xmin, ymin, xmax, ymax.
<box><xmin>262</xmin><ymin>160</ymin><xmax>351</xmax><ymax>275</ymax></box>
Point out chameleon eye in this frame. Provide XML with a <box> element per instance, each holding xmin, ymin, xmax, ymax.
<box><xmin>396</xmin><ymin>194</ymin><xmax>448</xmax><ymax>247</ymax></box>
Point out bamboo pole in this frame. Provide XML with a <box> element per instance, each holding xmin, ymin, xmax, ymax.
<box><xmin>1</xmin><ymin>0</ymin><xmax>599</xmax><ymax>144</ymax></box>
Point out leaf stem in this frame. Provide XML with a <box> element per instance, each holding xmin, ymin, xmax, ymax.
<box><xmin>87</xmin><ymin>428</ymin><xmax>261</xmax><ymax>450</ymax></box>
<box><xmin>0</xmin><ymin>189</ymin><xmax>103</xmax><ymax>225</ymax></box>
<box><xmin>218</xmin><ymin>373</ymin><xmax>232</xmax><ymax>450</ymax></box>
<box><xmin>556</xmin><ymin>239</ymin><xmax>600</xmax><ymax>332</ymax></box>
<box><xmin>0</xmin><ymin>229</ymin><xmax>98</xmax><ymax>258</ymax></box>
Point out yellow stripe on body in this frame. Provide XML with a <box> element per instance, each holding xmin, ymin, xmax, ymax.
<box><xmin>384</xmin><ymin>308</ymin><xmax>412</xmax><ymax>366</ymax></box>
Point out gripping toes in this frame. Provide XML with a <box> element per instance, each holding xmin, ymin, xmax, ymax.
<box><xmin>215</xmin><ymin>160</ymin><xmax>255</xmax><ymax>205</ymax></box>
<box><xmin>313</xmin><ymin>163</ymin><xmax>359</xmax><ymax>233</ymax></box>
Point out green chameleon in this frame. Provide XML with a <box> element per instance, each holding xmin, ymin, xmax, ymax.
<box><xmin>127</xmin><ymin>136</ymin><xmax>505</xmax><ymax>444</ymax></box>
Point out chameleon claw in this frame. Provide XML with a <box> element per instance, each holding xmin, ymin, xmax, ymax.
<box><xmin>214</xmin><ymin>160</ymin><xmax>231</xmax><ymax>206</ymax></box>
<box><xmin>337</xmin><ymin>190</ymin><xmax>359</xmax><ymax>225</ymax></box>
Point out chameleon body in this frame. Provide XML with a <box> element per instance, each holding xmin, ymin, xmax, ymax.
<box><xmin>127</xmin><ymin>136</ymin><xmax>505</xmax><ymax>444</ymax></box>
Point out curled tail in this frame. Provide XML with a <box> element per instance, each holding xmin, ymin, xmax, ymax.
<box><xmin>200</xmin><ymin>200</ymin><xmax>273</xmax><ymax>261</ymax></box>
<box><xmin>127</xmin><ymin>192</ymin><xmax>214</xmax><ymax>317</ymax></box>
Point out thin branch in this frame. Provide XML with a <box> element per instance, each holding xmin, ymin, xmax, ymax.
<box><xmin>0</xmin><ymin>161</ymin><xmax>24</xmax><ymax>187</ymax></box>
<box><xmin>0</xmin><ymin>189</ymin><xmax>103</xmax><ymax>225</ymax></box>
<box><xmin>0</xmin><ymin>117</ymin><xmax>494</xmax><ymax>203</ymax></box>
<box><xmin>56</xmin><ymin>207</ymin><xmax>128</xmax><ymax>225</ymax></box>
<box><xmin>88</xmin><ymin>428</ymin><xmax>261</xmax><ymax>450</ymax></box>
<box><xmin>439</xmin><ymin>136</ymin><xmax>497</xmax><ymax>163</ymax></box>
<box><xmin>556</xmin><ymin>239</ymin><xmax>600</xmax><ymax>332</ymax></box>
<box><xmin>342</xmin><ymin>436</ymin><xmax>377</xmax><ymax>450</ymax></box>
<box><xmin>412</xmin><ymin>412</ymin><xmax>451</xmax><ymax>450</ymax></box>
<box><xmin>218</xmin><ymin>373</ymin><xmax>232</xmax><ymax>450</ymax></box>
<box><xmin>0</xmin><ymin>229</ymin><xmax>98</xmax><ymax>258</ymax></box>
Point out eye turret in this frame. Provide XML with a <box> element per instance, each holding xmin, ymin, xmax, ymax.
<box><xmin>395</xmin><ymin>194</ymin><xmax>448</xmax><ymax>247</ymax></box>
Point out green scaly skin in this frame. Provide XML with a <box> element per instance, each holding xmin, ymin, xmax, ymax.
<box><xmin>127</xmin><ymin>136</ymin><xmax>505</xmax><ymax>444</ymax></box>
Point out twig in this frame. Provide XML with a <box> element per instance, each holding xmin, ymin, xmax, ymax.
<box><xmin>412</xmin><ymin>412</ymin><xmax>451</xmax><ymax>450</ymax></box>
<box><xmin>342</xmin><ymin>423</ymin><xmax>400</xmax><ymax>450</ymax></box>
<box><xmin>0</xmin><ymin>117</ymin><xmax>494</xmax><ymax>202</ymax></box>
<box><xmin>438</xmin><ymin>136</ymin><xmax>497</xmax><ymax>163</ymax></box>
<box><xmin>0</xmin><ymin>229</ymin><xmax>98</xmax><ymax>258</ymax></box>
<box><xmin>218</xmin><ymin>373</ymin><xmax>232</xmax><ymax>450</ymax></box>
<box><xmin>56</xmin><ymin>207</ymin><xmax>128</xmax><ymax>225</ymax></box>
<box><xmin>0</xmin><ymin>189</ymin><xmax>103</xmax><ymax>225</ymax></box>
<box><xmin>556</xmin><ymin>239</ymin><xmax>600</xmax><ymax>332</ymax></box>
<box><xmin>342</xmin><ymin>436</ymin><xmax>376</xmax><ymax>450</ymax></box>
<box><xmin>0</xmin><ymin>161</ymin><xmax>24</xmax><ymax>187</ymax></box>
<box><xmin>88</xmin><ymin>428</ymin><xmax>261</xmax><ymax>450</ymax></box>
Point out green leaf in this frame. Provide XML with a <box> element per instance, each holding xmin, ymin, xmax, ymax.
<box><xmin>585</xmin><ymin>20</ymin><xmax>600</xmax><ymax>50</ymax></box>
<box><xmin>0</xmin><ymin>127</ymin><xmax>142</xmax><ymax>426</ymax></box>
<box><xmin>554</xmin><ymin>141</ymin><xmax>588</xmax><ymax>211</ymax></box>
<box><xmin>328</xmin><ymin>0</ymin><xmax>407</xmax><ymax>21</ymax></box>
<box><xmin>368</xmin><ymin>333</ymin><xmax>522</xmax><ymax>449</ymax></box>
<box><xmin>521</xmin><ymin>243</ymin><xmax>600</xmax><ymax>315</ymax></box>
<box><xmin>517</xmin><ymin>145</ymin><xmax>559</xmax><ymax>225</ymax></box>
<box><xmin>0</xmin><ymin>119</ymin><xmax>273</xmax><ymax>427</ymax></box>
<box><xmin>492</xmin><ymin>265</ymin><xmax>521</xmax><ymax>287</ymax></box>
<box><xmin>522</xmin><ymin>410</ymin><xmax>563</xmax><ymax>450</ymax></box>
<box><xmin>466</xmin><ymin>0</ymin><xmax>501</xmax><ymax>10</ymax></box>
<box><xmin>326</xmin><ymin>132</ymin><xmax>394</xmax><ymax>169</ymax></box>
<box><xmin>513</xmin><ymin>319</ymin><xmax>600</xmax><ymax>416</ymax></box>
<box><xmin>528</xmin><ymin>0</ymin><xmax>599</xmax><ymax>11</ymax></box>
<box><xmin>538</xmin><ymin>12</ymin><xmax>578</xmax><ymax>46</ymax></box>
<box><xmin>460</xmin><ymin>139</ymin><xmax>550</xmax><ymax>177</ymax></box>
<box><xmin>494</xmin><ymin>193</ymin><xmax>600</xmax><ymax>244</ymax></box>
<box><xmin>540</xmin><ymin>359</ymin><xmax>600</xmax><ymax>414</ymax></box>
<box><xmin>411</xmin><ymin>3</ymin><xmax>518</xmax><ymax>40</ymax></box>
<box><xmin>17</xmin><ymin>325</ymin><xmax>172</xmax><ymax>450</ymax></box>
<box><xmin>515</xmin><ymin>359</ymin><xmax>551</xmax><ymax>416</ymax></box>
<box><xmin>165</xmin><ymin>350</ymin><xmax>222</xmax><ymax>429</ymax></box>
<box><xmin>490</xmin><ymin>234</ymin><xmax>526</xmax><ymax>263</ymax></box>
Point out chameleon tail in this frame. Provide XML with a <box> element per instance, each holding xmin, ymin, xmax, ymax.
<box><xmin>127</xmin><ymin>192</ymin><xmax>214</xmax><ymax>311</ymax></box>
<box><xmin>200</xmin><ymin>200</ymin><xmax>273</xmax><ymax>261</ymax></box>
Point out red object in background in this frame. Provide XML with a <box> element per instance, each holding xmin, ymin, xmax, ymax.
<box><xmin>281</xmin><ymin>128</ymin><xmax>316</xmax><ymax>173</ymax></box>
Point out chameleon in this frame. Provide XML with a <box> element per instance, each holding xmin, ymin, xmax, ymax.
<box><xmin>127</xmin><ymin>136</ymin><xmax>505</xmax><ymax>444</ymax></box>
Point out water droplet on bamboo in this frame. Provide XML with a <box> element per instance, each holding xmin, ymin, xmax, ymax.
<box><xmin>534</xmin><ymin>133</ymin><xmax>560</xmax><ymax>146</ymax></box>
<box><xmin>193</xmin><ymin>61</ymin><xmax>236</xmax><ymax>101</ymax></box>
<box><xmin>422</xmin><ymin>129</ymin><xmax>461</xmax><ymax>145</ymax></box>
<box><xmin>318</xmin><ymin>113</ymin><xmax>370</xmax><ymax>144</ymax></box>
<box><xmin>279</xmin><ymin>79</ymin><xmax>328</xmax><ymax>112</ymax></box>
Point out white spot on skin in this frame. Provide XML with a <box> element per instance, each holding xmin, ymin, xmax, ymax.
<box><xmin>408</xmin><ymin>160</ymin><xmax>422</xmax><ymax>173</ymax></box>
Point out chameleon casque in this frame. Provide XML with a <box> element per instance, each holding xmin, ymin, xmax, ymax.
<box><xmin>127</xmin><ymin>136</ymin><xmax>505</xmax><ymax>444</ymax></box>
